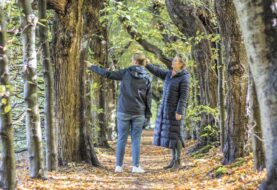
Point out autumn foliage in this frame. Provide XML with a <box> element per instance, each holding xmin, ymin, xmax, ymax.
<box><xmin>16</xmin><ymin>131</ymin><xmax>265</xmax><ymax>190</ymax></box>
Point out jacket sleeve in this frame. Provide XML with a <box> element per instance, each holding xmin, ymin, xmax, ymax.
<box><xmin>176</xmin><ymin>75</ymin><xmax>190</xmax><ymax>116</ymax></box>
<box><xmin>145</xmin><ymin>79</ymin><xmax>152</xmax><ymax>119</ymax></box>
<box><xmin>145</xmin><ymin>64</ymin><xmax>168</xmax><ymax>80</ymax></box>
<box><xmin>88</xmin><ymin>65</ymin><xmax>126</xmax><ymax>80</ymax></box>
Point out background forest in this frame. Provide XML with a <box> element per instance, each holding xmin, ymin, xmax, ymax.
<box><xmin>0</xmin><ymin>0</ymin><xmax>277</xmax><ymax>189</ymax></box>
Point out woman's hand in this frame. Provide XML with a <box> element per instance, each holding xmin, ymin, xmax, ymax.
<box><xmin>144</xmin><ymin>58</ymin><xmax>150</xmax><ymax>66</ymax></box>
<box><xmin>176</xmin><ymin>113</ymin><xmax>182</xmax><ymax>120</ymax></box>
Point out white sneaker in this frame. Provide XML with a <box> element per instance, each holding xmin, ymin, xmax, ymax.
<box><xmin>132</xmin><ymin>166</ymin><xmax>145</xmax><ymax>173</ymax></box>
<box><xmin>115</xmin><ymin>166</ymin><xmax>123</xmax><ymax>173</ymax></box>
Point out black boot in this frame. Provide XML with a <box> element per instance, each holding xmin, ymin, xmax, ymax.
<box><xmin>171</xmin><ymin>159</ymin><xmax>181</xmax><ymax>170</ymax></box>
<box><xmin>163</xmin><ymin>159</ymin><xmax>175</xmax><ymax>170</ymax></box>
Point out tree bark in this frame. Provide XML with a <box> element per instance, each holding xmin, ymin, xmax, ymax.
<box><xmin>19</xmin><ymin>0</ymin><xmax>45</xmax><ymax>178</ymax></box>
<box><xmin>216</xmin><ymin>39</ymin><xmax>225</xmax><ymax>151</ymax></box>
<box><xmin>215</xmin><ymin>0</ymin><xmax>248</xmax><ymax>164</ymax></box>
<box><xmin>52</xmin><ymin>0</ymin><xmax>83</xmax><ymax>165</ymax></box>
<box><xmin>38</xmin><ymin>0</ymin><xmax>57</xmax><ymax>171</ymax></box>
<box><xmin>247</xmin><ymin>70</ymin><xmax>265</xmax><ymax>172</ymax></box>
<box><xmin>79</xmin><ymin>35</ymin><xmax>101</xmax><ymax>167</ymax></box>
<box><xmin>52</xmin><ymin>0</ymin><xmax>100</xmax><ymax>166</ymax></box>
<box><xmin>53</xmin><ymin>0</ymin><xmax>83</xmax><ymax>165</ymax></box>
<box><xmin>233</xmin><ymin>1</ymin><xmax>277</xmax><ymax>189</ymax></box>
<box><xmin>46</xmin><ymin>0</ymin><xmax>67</xmax><ymax>13</ymax></box>
<box><xmin>0</xmin><ymin>4</ymin><xmax>16</xmax><ymax>189</ymax></box>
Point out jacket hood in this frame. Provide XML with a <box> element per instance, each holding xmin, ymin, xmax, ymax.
<box><xmin>128</xmin><ymin>66</ymin><xmax>150</xmax><ymax>80</ymax></box>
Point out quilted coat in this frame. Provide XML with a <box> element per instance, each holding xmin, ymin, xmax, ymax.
<box><xmin>146</xmin><ymin>64</ymin><xmax>190</xmax><ymax>149</ymax></box>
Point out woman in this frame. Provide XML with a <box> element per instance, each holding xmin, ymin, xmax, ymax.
<box><xmin>88</xmin><ymin>52</ymin><xmax>152</xmax><ymax>173</ymax></box>
<box><xmin>145</xmin><ymin>54</ymin><xmax>190</xmax><ymax>169</ymax></box>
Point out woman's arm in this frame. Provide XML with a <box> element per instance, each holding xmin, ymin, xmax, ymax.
<box><xmin>145</xmin><ymin>64</ymin><xmax>168</xmax><ymax>80</ymax></box>
<box><xmin>176</xmin><ymin>75</ymin><xmax>190</xmax><ymax>116</ymax></box>
<box><xmin>88</xmin><ymin>65</ymin><xmax>126</xmax><ymax>81</ymax></box>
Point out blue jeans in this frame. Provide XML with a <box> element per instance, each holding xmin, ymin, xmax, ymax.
<box><xmin>116</xmin><ymin>112</ymin><xmax>145</xmax><ymax>167</ymax></box>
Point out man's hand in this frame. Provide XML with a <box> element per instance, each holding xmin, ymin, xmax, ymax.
<box><xmin>176</xmin><ymin>113</ymin><xmax>182</xmax><ymax>121</ymax></box>
<box><xmin>85</xmin><ymin>61</ymin><xmax>93</xmax><ymax>68</ymax></box>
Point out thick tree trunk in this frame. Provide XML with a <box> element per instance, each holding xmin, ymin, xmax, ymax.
<box><xmin>166</xmin><ymin>0</ymin><xmax>218</xmax><ymax>148</ymax></box>
<box><xmin>215</xmin><ymin>0</ymin><xmax>248</xmax><ymax>164</ymax></box>
<box><xmin>0</xmin><ymin>5</ymin><xmax>16</xmax><ymax>189</ymax></box>
<box><xmin>38</xmin><ymin>0</ymin><xmax>57</xmax><ymax>171</ymax></box>
<box><xmin>53</xmin><ymin>2</ymin><xmax>83</xmax><ymax>164</ymax></box>
<box><xmin>233</xmin><ymin>1</ymin><xmax>277</xmax><ymax>189</ymax></box>
<box><xmin>19</xmin><ymin>0</ymin><xmax>45</xmax><ymax>178</ymax></box>
<box><xmin>247</xmin><ymin>70</ymin><xmax>265</xmax><ymax>172</ymax></box>
<box><xmin>52</xmin><ymin>0</ymin><xmax>99</xmax><ymax>166</ymax></box>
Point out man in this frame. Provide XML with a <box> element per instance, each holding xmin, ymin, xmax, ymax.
<box><xmin>88</xmin><ymin>52</ymin><xmax>152</xmax><ymax>173</ymax></box>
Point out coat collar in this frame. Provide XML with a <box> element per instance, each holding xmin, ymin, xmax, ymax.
<box><xmin>171</xmin><ymin>69</ymin><xmax>188</xmax><ymax>78</ymax></box>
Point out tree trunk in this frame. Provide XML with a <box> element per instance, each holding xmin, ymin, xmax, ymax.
<box><xmin>88</xmin><ymin>0</ymin><xmax>115</xmax><ymax>147</ymax></box>
<box><xmin>215</xmin><ymin>0</ymin><xmax>248</xmax><ymax>165</ymax></box>
<box><xmin>52</xmin><ymin>0</ymin><xmax>99</xmax><ymax>166</ymax></box>
<box><xmin>19</xmin><ymin>0</ymin><xmax>45</xmax><ymax>178</ymax></box>
<box><xmin>92</xmin><ymin>28</ymin><xmax>110</xmax><ymax>148</ymax></box>
<box><xmin>247</xmin><ymin>70</ymin><xmax>265</xmax><ymax>172</ymax></box>
<box><xmin>53</xmin><ymin>2</ymin><xmax>83</xmax><ymax>164</ymax></box>
<box><xmin>0</xmin><ymin>5</ymin><xmax>16</xmax><ymax>189</ymax></box>
<box><xmin>79</xmin><ymin>35</ymin><xmax>101</xmax><ymax>167</ymax></box>
<box><xmin>106</xmin><ymin>80</ymin><xmax>116</xmax><ymax>141</ymax></box>
<box><xmin>38</xmin><ymin>0</ymin><xmax>57</xmax><ymax>171</ymax></box>
<box><xmin>166</xmin><ymin>0</ymin><xmax>218</xmax><ymax>148</ymax></box>
<box><xmin>97</xmin><ymin>81</ymin><xmax>110</xmax><ymax>147</ymax></box>
<box><xmin>233</xmin><ymin>1</ymin><xmax>277</xmax><ymax>189</ymax></box>
<box><xmin>216</xmin><ymin>38</ymin><xmax>225</xmax><ymax>151</ymax></box>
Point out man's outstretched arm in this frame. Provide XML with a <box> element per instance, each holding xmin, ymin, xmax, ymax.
<box><xmin>88</xmin><ymin>65</ymin><xmax>126</xmax><ymax>81</ymax></box>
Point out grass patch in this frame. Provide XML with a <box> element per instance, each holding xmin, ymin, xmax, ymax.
<box><xmin>231</xmin><ymin>158</ymin><xmax>245</xmax><ymax>168</ymax></box>
<box><xmin>215</xmin><ymin>166</ymin><xmax>228</xmax><ymax>177</ymax></box>
<box><xmin>191</xmin><ymin>144</ymin><xmax>213</xmax><ymax>159</ymax></box>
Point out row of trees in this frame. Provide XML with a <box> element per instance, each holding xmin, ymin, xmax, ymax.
<box><xmin>0</xmin><ymin>0</ymin><xmax>276</xmax><ymax>189</ymax></box>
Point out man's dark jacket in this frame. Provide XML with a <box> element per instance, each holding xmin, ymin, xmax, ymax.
<box><xmin>89</xmin><ymin>65</ymin><xmax>152</xmax><ymax>118</ymax></box>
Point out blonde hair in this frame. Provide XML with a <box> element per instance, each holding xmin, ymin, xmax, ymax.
<box><xmin>175</xmin><ymin>53</ymin><xmax>187</xmax><ymax>69</ymax></box>
<box><xmin>132</xmin><ymin>52</ymin><xmax>146</xmax><ymax>66</ymax></box>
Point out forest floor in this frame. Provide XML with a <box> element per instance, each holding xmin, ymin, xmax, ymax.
<box><xmin>16</xmin><ymin>130</ymin><xmax>266</xmax><ymax>190</ymax></box>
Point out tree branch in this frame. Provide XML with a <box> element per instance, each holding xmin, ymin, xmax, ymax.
<box><xmin>115</xmin><ymin>0</ymin><xmax>172</xmax><ymax>68</ymax></box>
<box><xmin>32</xmin><ymin>0</ymin><xmax>68</xmax><ymax>13</ymax></box>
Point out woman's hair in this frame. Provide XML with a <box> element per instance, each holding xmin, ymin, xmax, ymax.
<box><xmin>175</xmin><ymin>53</ymin><xmax>187</xmax><ymax>69</ymax></box>
<box><xmin>132</xmin><ymin>52</ymin><xmax>146</xmax><ymax>66</ymax></box>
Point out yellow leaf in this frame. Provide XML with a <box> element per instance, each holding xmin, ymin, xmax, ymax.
<box><xmin>4</xmin><ymin>105</ymin><xmax>11</xmax><ymax>113</ymax></box>
<box><xmin>1</xmin><ymin>98</ymin><xmax>7</xmax><ymax>105</ymax></box>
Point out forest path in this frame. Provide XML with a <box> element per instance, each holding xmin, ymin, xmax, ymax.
<box><xmin>17</xmin><ymin>130</ymin><xmax>264</xmax><ymax>190</ymax></box>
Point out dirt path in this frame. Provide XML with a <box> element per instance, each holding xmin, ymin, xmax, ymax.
<box><xmin>17</xmin><ymin>130</ymin><xmax>265</xmax><ymax>190</ymax></box>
